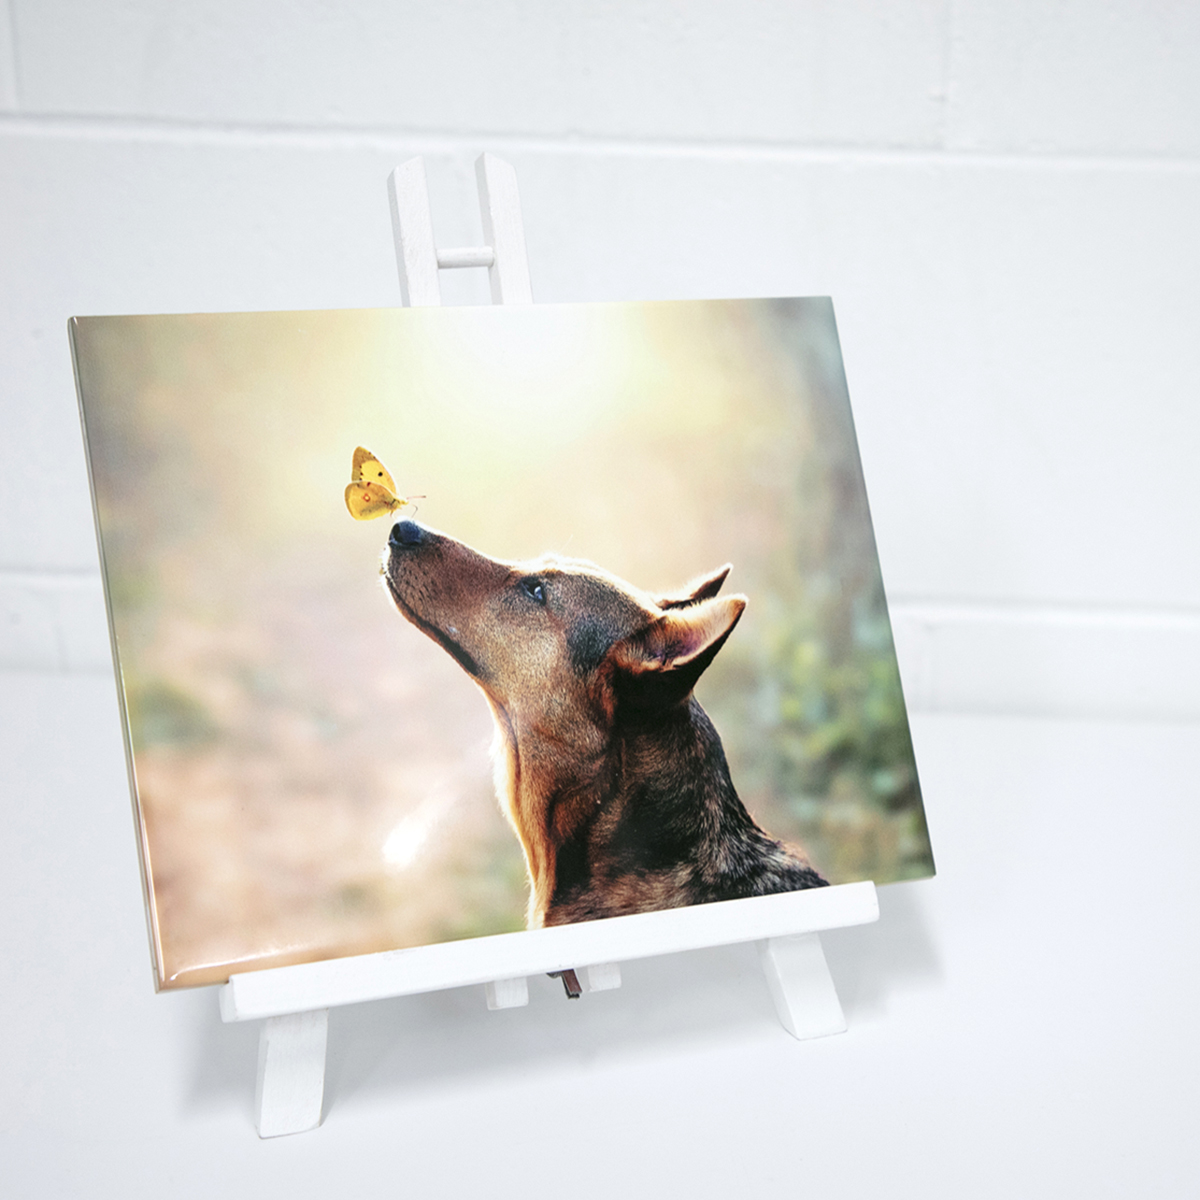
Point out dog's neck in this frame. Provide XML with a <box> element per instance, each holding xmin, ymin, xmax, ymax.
<box><xmin>487</xmin><ymin>691</ymin><xmax>614</xmax><ymax>927</ymax></box>
<box><xmin>493</xmin><ymin>693</ymin><xmax>772</xmax><ymax>927</ymax></box>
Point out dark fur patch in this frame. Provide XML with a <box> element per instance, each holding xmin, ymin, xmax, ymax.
<box><xmin>603</xmin><ymin>780</ymin><xmax>696</xmax><ymax>875</ymax></box>
<box><xmin>549</xmin><ymin>823</ymin><xmax>593</xmax><ymax>906</ymax></box>
<box><xmin>566</xmin><ymin>614</ymin><xmax>616</xmax><ymax>674</ymax></box>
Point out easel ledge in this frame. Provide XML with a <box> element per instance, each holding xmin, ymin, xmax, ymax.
<box><xmin>223</xmin><ymin>154</ymin><xmax>880</xmax><ymax>1138</ymax></box>
<box><xmin>221</xmin><ymin>880</ymin><xmax>878</xmax><ymax>1022</ymax></box>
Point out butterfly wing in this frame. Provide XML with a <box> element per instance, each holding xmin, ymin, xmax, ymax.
<box><xmin>351</xmin><ymin>446</ymin><xmax>398</xmax><ymax>494</ymax></box>
<box><xmin>345</xmin><ymin>481</ymin><xmax>407</xmax><ymax>521</ymax></box>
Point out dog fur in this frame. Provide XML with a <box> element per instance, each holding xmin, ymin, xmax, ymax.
<box><xmin>383</xmin><ymin>519</ymin><xmax>827</xmax><ymax>928</ymax></box>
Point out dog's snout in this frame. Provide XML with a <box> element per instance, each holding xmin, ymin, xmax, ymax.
<box><xmin>389</xmin><ymin>520</ymin><xmax>427</xmax><ymax>550</ymax></box>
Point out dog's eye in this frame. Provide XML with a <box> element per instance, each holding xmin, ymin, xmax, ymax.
<box><xmin>520</xmin><ymin>578</ymin><xmax>547</xmax><ymax>606</ymax></box>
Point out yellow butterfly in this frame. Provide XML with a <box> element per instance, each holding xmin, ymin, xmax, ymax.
<box><xmin>344</xmin><ymin>446</ymin><xmax>423</xmax><ymax>521</ymax></box>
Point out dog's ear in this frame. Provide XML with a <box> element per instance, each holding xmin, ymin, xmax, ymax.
<box><xmin>654</xmin><ymin>564</ymin><xmax>732</xmax><ymax>610</ymax></box>
<box><xmin>612</xmin><ymin>594</ymin><xmax>746</xmax><ymax>710</ymax></box>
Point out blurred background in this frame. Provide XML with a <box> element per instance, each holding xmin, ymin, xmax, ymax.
<box><xmin>76</xmin><ymin>298</ymin><xmax>932</xmax><ymax>986</ymax></box>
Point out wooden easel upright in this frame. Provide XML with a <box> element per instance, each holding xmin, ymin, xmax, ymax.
<box><xmin>218</xmin><ymin>154</ymin><xmax>880</xmax><ymax>1138</ymax></box>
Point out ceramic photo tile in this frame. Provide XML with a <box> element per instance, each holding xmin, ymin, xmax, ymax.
<box><xmin>71</xmin><ymin>298</ymin><xmax>934</xmax><ymax>989</ymax></box>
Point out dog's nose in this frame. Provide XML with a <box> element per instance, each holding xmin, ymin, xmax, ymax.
<box><xmin>389</xmin><ymin>520</ymin><xmax>426</xmax><ymax>549</ymax></box>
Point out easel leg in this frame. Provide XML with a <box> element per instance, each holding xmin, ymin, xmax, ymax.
<box><xmin>758</xmin><ymin>933</ymin><xmax>847</xmax><ymax>1040</ymax></box>
<box><xmin>583</xmin><ymin>962</ymin><xmax>622</xmax><ymax>992</ymax></box>
<box><xmin>485</xmin><ymin>977</ymin><xmax>530</xmax><ymax>1009</ymax></box>
<box><xmin>255</xmin><ymin>1009</ymin><xmax>329</xmax><ymax>1138</ymax></box>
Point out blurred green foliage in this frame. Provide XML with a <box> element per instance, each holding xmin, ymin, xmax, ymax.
<box><xmin>771</xmin><ymin>605</ymin><xmax>918</xmax><ymax>812</ymax></box>
<box><xmin>127</xmin><ymin>680</ymin><xmax>218</xmax><ymax>749</ymax></box>
<box><xmin>765</xmin><ymin>597</ymin><xmax>932</xmax><ymax>883</ymax></box>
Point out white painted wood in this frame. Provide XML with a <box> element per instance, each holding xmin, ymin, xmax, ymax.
<box><xmin>475</xmin><ymin>152</ymin><xmax>534</xmax><ymax>304</ymax></box>
<box><xmin>220</xmin><ymin>881</ymin><xmax>877</xmax><ymax>1022</ymax></box>
<box><xmin>437</xmin><ymin>246</ymin><xmax>495</xmax><ymax>269</ymax></box>
<box><xmin>583</xmin><ymin>962</ymin><xmax>622</xmax><ymax>992</ymax></box>
<box><xmin>255</xmin><ymin>1009</ymin><xmax>329</xmax><ymax>1138</ymax></box>
<box><xmin>758</xmin><ymin>932</ymin><xmax>847</xmax><ymax>1040</ymax></box>
<box><xmin>389</xmin><ymin>154</ymin><xmax>530</xmax><ymax>307</ymax></box>
<box><xmin>387</xmin><ymin>159</ymin><xmax>441</xmax><ymax>307</ymax></box>
<box><xmin>484</xmin><ymin>976</ymin><xmax>530</xmax><ymax>1010</ymax></box>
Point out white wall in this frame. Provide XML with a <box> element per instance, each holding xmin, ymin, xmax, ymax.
<box><xmin>3</xmin><ymin>1</ymin><xmax>1199</xmax><ymax>719</ymax></box>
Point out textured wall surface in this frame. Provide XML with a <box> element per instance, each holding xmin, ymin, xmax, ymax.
<box><xmin>2</xmin><ymin>6</ymin><xmax>1198</xmax><ymax>1196</ymax></box>
<box><xmin>3</xmin><ymin>0</ymin><xmax>1199</xmax><ymax>717</ymax></box>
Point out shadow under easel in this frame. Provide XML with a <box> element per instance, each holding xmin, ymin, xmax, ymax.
<box><xmin>821</xmin><ymin>879</ymin><xmax>943</xmax><ymax>1021</ymax></box>
<box><xmin>180</xmin><ymin>877</ymin><xmax>942</xmax><ymax>1125</ymax></box>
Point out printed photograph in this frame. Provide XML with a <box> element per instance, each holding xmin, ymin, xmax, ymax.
<box><xmin>71</xmin><ymin>298</ymin><xmax>934</xmax><ymax>989</ymax></box>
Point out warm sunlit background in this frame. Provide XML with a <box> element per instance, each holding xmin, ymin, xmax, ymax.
<box><xmin>73</xmin><ymin>298</ymin><xmax>933</xmax><ymax>989</ymax></box>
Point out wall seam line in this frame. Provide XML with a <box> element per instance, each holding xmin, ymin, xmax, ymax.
<box><xmin>1</xmin><ymin>112</ymin><xmax>1198</xmax><ymax>173</ymax></box>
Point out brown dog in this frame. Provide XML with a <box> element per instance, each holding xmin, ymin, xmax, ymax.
<box><xmin>383</xmin><ymin>519</ymin><xmax>827</xmax><ymax>928</ymax></box>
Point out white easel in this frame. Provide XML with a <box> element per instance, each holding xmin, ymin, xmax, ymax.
<box><xmin>219</xmin><ymin>154</ymin><xmax>881</xmax><ymax>1138</ymax></box>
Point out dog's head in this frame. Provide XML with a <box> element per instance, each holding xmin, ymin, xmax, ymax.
<box><xmin>382</xmin><ymin>520</ymin><xmax>746</xmax><ymax>737</ymax></box>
